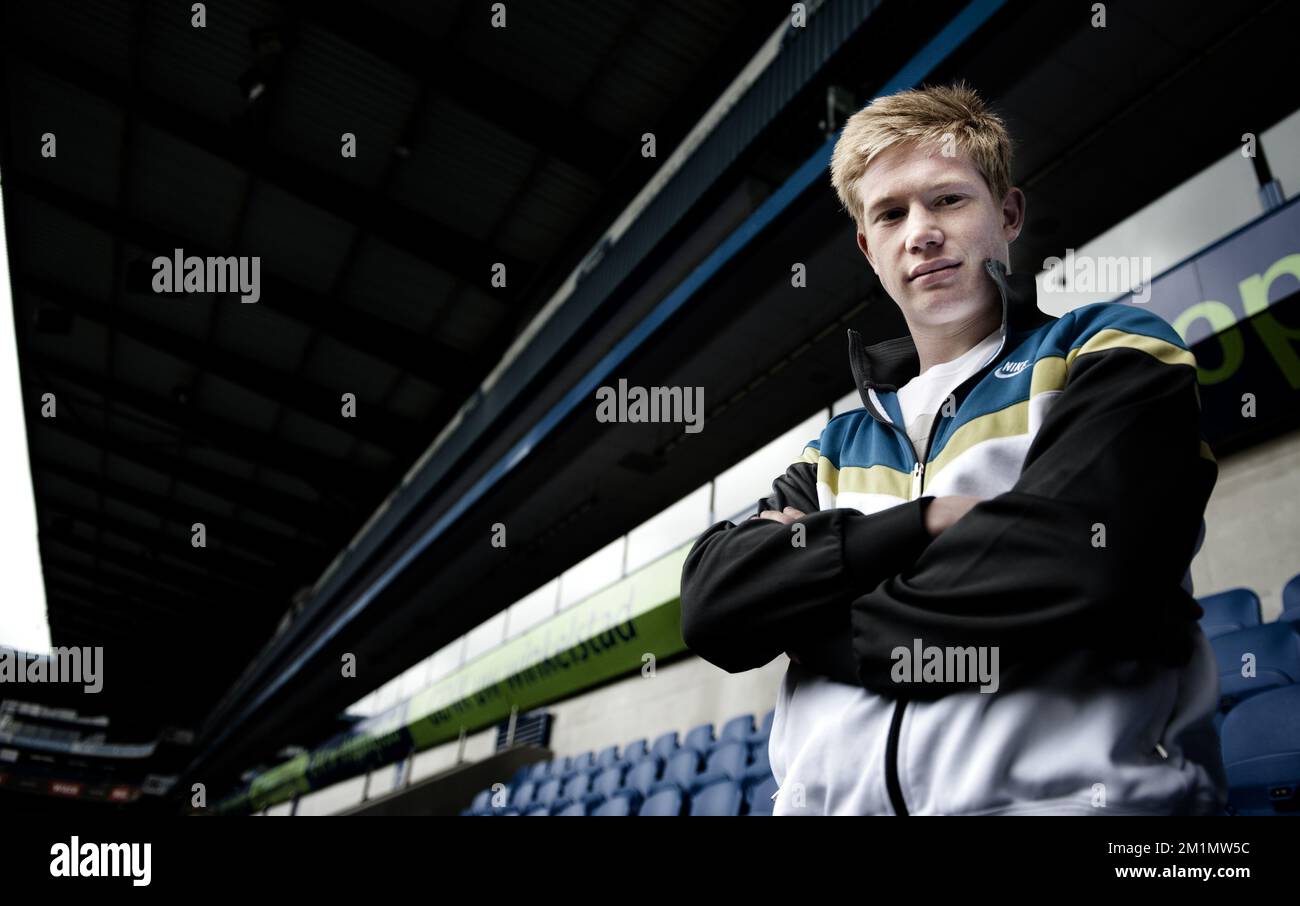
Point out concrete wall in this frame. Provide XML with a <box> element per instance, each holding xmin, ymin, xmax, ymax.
<box><xmin>545</xmin><ymin>652</ymin><xmax>786</xmax><ymax>759</ymax></box>
<box><xmin>1192</xmin><ymin>425</ymin><xmax>1300</xmax><ymax>621</ymax></box>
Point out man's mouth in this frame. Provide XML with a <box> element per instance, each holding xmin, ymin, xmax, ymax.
<box><xmin>908</xmin><ymin>260</ymin><xmax>961</xmax><ymax>282</ymax></box>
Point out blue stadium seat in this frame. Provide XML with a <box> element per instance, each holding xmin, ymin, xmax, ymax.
<box><xmin>664</xmin><ymin>748</ymin><xmax>703</xmax><ymax>789</ymax></box>
<box><xmin>550</xmin><ymin>755</ymin><xmax>573</xmax><ymax>778</ymax></box>
<box><xmin>593</xmin><ymin>788</ymin><xmax>641</xmax><ymax>816</ymax></box>
<box><xmin>595</xmin><ymin>745</ymin><xmax>620</xmax><ymax>769</ymax></box>
<box><xmin>567</xmin><ymin>751</ymin><xmax>596</xmax><ymax>776</ymax></box>
<box><xmin>719</xmin><ymin>713</ymin><xmax>756</xmax><ymax>745</ymax></box>
<box><xmin>683</xmin><ymin>722</ymin><xmax>716</xmax><ymax>755</ymax></box>
<box><xmin>620</xmin><ymin>738</ymin><xmax>649</xmax><ymax>765</ymax></box>
<box><xmin>745</xmin><ymin>772</ymin><xmax>778</xmax><ymax>815</ymax></box>
<box><xmin>690</xmin><ymin>777</ymin><xmax>744</xmax><ymax>816</ymax></box>
<box><xmin>509</xmin><ymin>780</ymin><xmax>536</xmax><ymax>810</ymax></box>
<box><xmin>527</xmin><ymin>761</ymin><xmax>551</xmax><ymax>782</ymax></box>
<box><xmin>639</xmin><ymin>781</ymin><xmax>685</xmax><ymax>816</ymax></box>
<box><xmin>746</xmin><ymin>709</ymin><xmax>775</xmax><ymax>745</ymax></box>
<box><xmin>554</xmin><ymin>792</ymin><xmax>604</xmax><ymax>816</ymax></box>
<box><xmin>560</xmin><ymin>769</ymin><xmax>596</xmax><ymax>802</ymax></box>
<box><xmin>748</xmin><ymin>740</ymin><xmax>771</xmax><ymax>777</ymax></box>
<box><xmin>693</xmin><ymin>740</ymin><xmax>748</xmax><ymax>787</ymax></box>
<box><xmin>1212</xmin><ymin>623</ymin><xmax>1300</xmax><ymax>711</ymax></box>
<box><xmin>1199</xmin><ymin>588</ymin><xmax>1262</xmax><ymax>639</ymax></box>
<box><xmin>1282</xmin><ymin>573</ymin><xmax>1300</xmax><ymax>624</ymax></box>
<box><xmin>534</xmin><ymin>777</ymin><xmax>563</xmax><ymax>806</ymax></box>
<box><xmin>523</xmin><ymin>803</ymin><xmax>550</xmax><ymax>816</ymax></box>
<box><xmin>650</xmin><ymin>730</ymin><xmax>679</xmax><ymax>763</ymax></box>
<box><xmin>464</xmin><ymin>788</ymin><xmax>496</xmax><ymax>816</ymax></box>
<box><xmin>1221</xmin><ymin>685</ymin><xmax>1300</xmax><ymax>815</ymax></box>
<box><xmin>623</xmin><ymin>756</ymin><xmax>662</xmax><ymax>797</ymax></box>
<box><xmin>591</xmin><ymin>765</ymin><xmax>626</xmax><ymax>797</ymax></box>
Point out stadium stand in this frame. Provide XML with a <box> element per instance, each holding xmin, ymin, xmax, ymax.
<box><xmin>460</xmin><ymin>708</ymin><xmax>778</xmax><ymax>816</ymax></box>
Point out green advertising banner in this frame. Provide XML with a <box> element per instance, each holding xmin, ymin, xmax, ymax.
<box><xmin>217</xmin><ymin>542</ymin><xmax>692</xmax><ymax>814</ymax></box>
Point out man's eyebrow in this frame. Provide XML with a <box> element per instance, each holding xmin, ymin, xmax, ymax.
<box><xmin>864</xmin><ymin>181</ymin><xmax>977</xmax><ymax>217</ymax></box>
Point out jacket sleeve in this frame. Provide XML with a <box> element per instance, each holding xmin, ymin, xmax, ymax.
<box><xmin>679</xmin><ymin>442</ymin><xmax>934</xmax><ymax>676</ymax></box>
<box><xmin>850</xmin><ymin>308</ymin><xmax>1218</xmax><ymax>699</ymax></box>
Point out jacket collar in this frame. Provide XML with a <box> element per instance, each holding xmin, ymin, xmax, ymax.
<box><xmin>847</xmin><ymin>258</ymin><xmax>1054</xmax><ymax>394</ymax></box>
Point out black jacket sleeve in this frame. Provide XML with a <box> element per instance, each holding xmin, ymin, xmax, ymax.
<box><xmin>679</xmin><ymin>453</ymin><xmax>934</xmax><ymax>676</ymax></box>
<box><xmin>850</xmin><ymin>330</ymin><xmax>1217</xmax><ymax>699</ymax></box>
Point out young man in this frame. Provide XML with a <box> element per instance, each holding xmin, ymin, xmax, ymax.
<box><xmin>678</xmin><ymin>83</ymin><xmax>1225</xmax><ymax>815</ymax></box>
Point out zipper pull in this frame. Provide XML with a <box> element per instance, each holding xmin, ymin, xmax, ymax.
<box><xmin>910</xmin><ymin>460</ymin><xmax>924</xmax><ymax>500</ymax></box>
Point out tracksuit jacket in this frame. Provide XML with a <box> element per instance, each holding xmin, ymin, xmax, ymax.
<box><xmin>679</xmin><ymin>258</ymin><xmax>1226</xmax><ymax>815</ymax></box>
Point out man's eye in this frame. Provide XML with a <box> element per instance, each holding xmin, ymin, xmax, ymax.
<box><xmin>938</xmin><ymin>194</ymin><xmax>963</xmax><ymax>205</ymax></box>
<box><xmin>878</xmin><ymin>209</ymin><xmax>903</xmax><ymax>222</ymax></box>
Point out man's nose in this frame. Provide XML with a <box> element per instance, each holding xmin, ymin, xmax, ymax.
<box><xmin>906</xmin><ymin>209</ymin><xmax>943</xmax><ymax>253</ymax></box>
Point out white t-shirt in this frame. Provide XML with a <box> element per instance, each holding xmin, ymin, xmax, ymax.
<box><xmin>895</xmin><ymin>327</ymin><xmax>1002</xmax><ymax>459</ymax></box>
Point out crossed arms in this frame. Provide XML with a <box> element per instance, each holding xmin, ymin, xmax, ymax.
<box><xmin>679</xmin><ymin>317</ymin><xmax>1216</xmax><ymax>699</ymax></box>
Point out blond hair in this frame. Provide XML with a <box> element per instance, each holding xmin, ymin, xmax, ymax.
<box><xmin>830</xmin><ymin>81</ymin><xmax>1012</xmax><ymax>232</ymax></box>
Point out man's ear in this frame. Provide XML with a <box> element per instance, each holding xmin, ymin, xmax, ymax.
<box><xmin>856</xmin><ymin>230</ymin><xmax>877</xmax><ymax>275</ymax></box>
<box><xmin>1002</xmin><ymin>187</ymin><xmax>1026</xmax><ymax>244</ymax></box>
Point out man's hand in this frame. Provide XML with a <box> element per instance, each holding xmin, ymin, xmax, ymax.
<box><xmin>924</xmin><ymin>495</ymin><xmax>981</xmax><ymax>538</ymax></box>
<box><xmin>752</xmin><ymin>506</ymin><xmax>806</xmax><ymax>524</ymax></box>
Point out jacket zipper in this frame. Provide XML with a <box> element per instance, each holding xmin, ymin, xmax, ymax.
<box><xmin>884</xmin><ymin>409</ymin><xmax>940</xmax><ymax>816</ymax></box>
<box><xmin>883</xmin><ymin>329</ymin><xmax>1012</xmax><ymax>817</ymax></box>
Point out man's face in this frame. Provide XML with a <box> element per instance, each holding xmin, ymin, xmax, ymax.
<box><xmin>855</xmin><ymin>142</ymin><xmax>1024</xmax><ymax>331</ymax></box>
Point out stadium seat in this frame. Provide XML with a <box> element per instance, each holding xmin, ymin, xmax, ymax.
<box><xmin>639</xmin><ymin>781</ymin><xmax>685</xmax><ymax>816</ymax></box>
<box><xmin>623</xmin><ymin>756</ymin><xmax>662</xmax><ymax>797</ymax></box>
<box><xmin>560</xmin><ymin>769</ymin><xmax>596</xmax><ymax>802</ymax></box>
<box><xmin>746</xmin><ymin>709</ymin><xmax>776</xmax><ymax>746</ymax></box>
<box><xmin>523</xmin><ymin>803</ymin><xmax>550</xmax><ymax>816</ymax></box>
<box><xmin>745</xmin><ymin>772</ymin><xmax>778</xmax><ymax>816</ymax></box>
<box><xmin>1212</xmin><ymin>623</ymin><xmax>1300</xmax><ymax>711</ymax></box>
<box><xmin>550</xmin><ymin>755</ymin><xmax>573</xmax><ymax>778</ymax></box>
<box><xmin>683</xmin><ymin>722</ymin><xmax>716</xmax><ymax>755</ymax></box>
<box><xmin>690</xmin><ymin>777</ymin><xmax>744</xmax><ymax>816</ymax></box>
<box><xmin>749</xmin><ymin>740</ymin><xmax>771</xmax><ymax>777</ymax></box>
<box><xmin>527</xmin><ymin>761</ymin><xmax>551</xmax><ymax>783</ymax></box>
<box><xmin>593</xmin><ymin>788</ymin><xmax>641</xmax><ymax>816</ymax></box>
<box><xmin>620</xmin><ymin>739</ymin><xmax>649</xmax><ymax>765</ymax></box>
<box><xmin>691</xmin><ymin>740</ymin><xmax>748</xmax><ymax>789</ymax></box>
<box><xmin>650</xmin><ymin>730</ymin><xmax>679</xmax><ymax>763</ymax></box>
<box><xmin>1221</xmin><ymin>685</ymin><xmax>1300</xmax><ymax>815</ymax></box>
<box><xmin>465</xmin><ymin>789</ymin><xmax>494</xmax><ymax>816</ymax></box>
<box><xmin>719</xmin><ymin>713</ymin><xmax>756</xmax><ymax>745</ymax></box>
<box><xmin>567</xmin><ymin>751</ymin><xmax>596</xmax><ymax>776</ymax></box>
<box><xmin>663</xmin><ymin>748</ymin><xmax>703</xmax><ymax>789</ymax></box>
<box><xmin>534</xmin><ymin>777</ymin><xmax>563</xmax><ymax>806</ymax></box>
<box><xmin>509</xmin><ymin>780</ymin><xmax>536</xmax><ymax>810</ymax></box>
<box><xmin>1282</xmin><ymin>573</ymin><xmax>1300</xmax><ymax>624</ymax></box>
<box><xmin>554</xmin><ymin>792</ymin><xmax>604</xmax><ymax>816</ymax></box>
<box><xmin>595</xmin><ymin>745</ymin><xmax>621</xmax><ymax>769</ymax></box>
<box><xmin>591</xmin><ymin>765</ymin><xmax>626</xmax><ymax>797</ymax></box>
<box><xmin>1199</xmin><ymin>588</ymin><xmax>1262</xmax><ymax>639</ymax></box>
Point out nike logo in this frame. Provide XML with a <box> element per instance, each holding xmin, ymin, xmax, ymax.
<box><xmin>993</xmin><ymin>359</ymin><xmax>1030</xmax><ymax>379</ymax></box>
